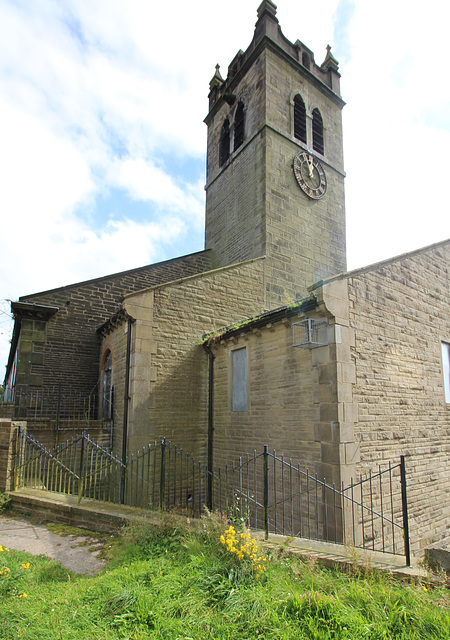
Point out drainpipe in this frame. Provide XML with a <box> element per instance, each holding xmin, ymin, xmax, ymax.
<box><xmin>120</xmin><ymin>317</ymin><xmax>134</xmax><ymax>504</ymax></box>
<box><xmin>203</xmin><ymin>341</ymin><xmax>215</xmax><ymax>510</ymax></box>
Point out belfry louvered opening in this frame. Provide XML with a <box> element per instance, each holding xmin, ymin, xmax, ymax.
<box><xmin>294</xmin><ymin>94</ymin><xmax>307</xmax><ymax>143</ymax></box>
<box><xmin>234</xmin><ymin>101</ymin><xmax>245</xmax><ymax>151</ymax></box>
<box><xmin>312</xmin><ymin>108</ymin><xmax>324</xmax><ymax>155</ymax></box>
<box><xmin>219</xmin><ymin>118</ymin><xmax>230</xmax><ymax>166</ymax></box>
<box><xmin>302</xmin><ymin>52</ymin><xmax>310</xmax><ymax>69</ymax></box>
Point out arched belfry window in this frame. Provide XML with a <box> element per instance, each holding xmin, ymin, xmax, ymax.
<box><xmin>102</xmin><ymin>350</ymin><xmax>113</xmax><ymax>420</ymax></box>
<box><xmin>234</xmin><ymin>101</ymin><xmax>245</xmax><ymax>151</ymax></box>
<box><xmin>312</xmin><ymin>108</ymin><xmax>324</xmax><ymax>155</ymax></box>
<box><xmin>293</xmin><ymin>94</ymin><xmax>307</xmax><ymax>143</ymax></box>
<box><xmin>219</xmin><ymin>118</ymin><xmax>230</xmax><ymax>166</ymax></box>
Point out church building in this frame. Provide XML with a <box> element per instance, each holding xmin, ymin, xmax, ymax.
<box><xmin>3</xmin><ymin>1</ymin><xmax>450</xmax><ymax>555</ymax></box>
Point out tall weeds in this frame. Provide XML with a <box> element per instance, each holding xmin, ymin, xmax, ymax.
<box><xmin>0</xmin><ymin>512</ymin><xmax>449</xmax><ymax>639</ymax></box>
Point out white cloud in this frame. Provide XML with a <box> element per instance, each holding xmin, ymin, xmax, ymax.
<box><xmin>110</xmin><ymin>157</ymin><xmax>204</xmax><ymax>224</ymax></box>
<box><xmin>59</xmin><ymin>217</ymin><xmax>188</xmax><ymax>280</ymax></box>
<box><xmin>341</xmin><ymin>0</ymin><xmax>450</xmax><ymax>268</ymax></box>
<box><xmin>0</xmin><ymin>97</ymin><xmax>94</xmax><ymax>223</ymax></box>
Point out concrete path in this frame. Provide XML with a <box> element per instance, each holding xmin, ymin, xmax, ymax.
<box><xmin>0</xmin><ymin>514</ymin><xmax>108</xmax><ymax>574</ymax></box>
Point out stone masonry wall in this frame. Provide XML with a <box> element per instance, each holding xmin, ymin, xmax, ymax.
<box><xmin>14</xmin><ymin>251</ymin><xmax>212</xmax><ymax>407</ymax></box>
<box><xmin>264</xmin><ymin>125</ymin><xmax>346</xmax><ymax>306</ymax></box>
<box><xmin>100</xmin><ymin>316</ymin><xmax>134</xmax><ymax>458</ymax></box>
<box><xmin>265</xmin><ymin>48</ymin><xmax>344</xmax><ymax>175</ymax></box>
<box><xmin>346</xmin><ymin>241</ymin><xmax>450</xmax><ymax>553</ymax></box>
<box><xmin>205</xmin><ymin>43</ymin><xmax>346</xmax><ymax>309</ymax></box>
<box><xmin>205</xmin><ymin>48</ymin><xmax>266</xmax><ymax>269</ymax></box>
<box><xmin>210</xmin><ymin>286</ymin><xmax>358</xmax><ymax>501</ymax></box>
<box><xmin>111</xmin><ymin>258</ymin><xmax>268</xmax><ymax>461</ymax></box>
<box><xmin>263</xmin><ymin>46</ymin><xmax>346</xmax><ymax>306</ymax></box>
<box><xmin>23</xmin><ymin>420</ymin><xmax>111</xmax><ymax>452</ymax></box>
<box><xmin>211</xmin><ymin>317</ymin><xmax>321</xmax><ymax>474</ymax></box>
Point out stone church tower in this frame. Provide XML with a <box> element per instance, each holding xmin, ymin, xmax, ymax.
<box><xmin>204</xmin><ymin>0</ymin><xmax>346</xmax><ymax>307</ymax></box>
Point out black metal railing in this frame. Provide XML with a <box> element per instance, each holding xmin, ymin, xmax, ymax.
<box><xmin>13</xmin><ymin>430</ymin><xmax>410</xmax><ymax>564</ymax></box>
<box><xmin>0</xmin><ymin>385</ymin><xmax>98</xmax><ymax>426</ymax></box>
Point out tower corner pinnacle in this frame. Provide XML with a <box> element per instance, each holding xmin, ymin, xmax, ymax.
<box><xmin>257</xmin><ymin>0</ymin><xmax>278</xmax><ymax>21</ymax></box>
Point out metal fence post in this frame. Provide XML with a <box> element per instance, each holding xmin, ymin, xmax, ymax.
<box><xmin>263</xmin><ymin>445</ymin><xmax>269</xmax><ymax>540</ymax></box>
<box><xmin>400</xmin><ymin>455</ymin><xmax>411</xmax><ymax>566</ymax></box>
<box><xmin>160</xmin><ymin>437</ymin><xmax>166</xmax><ymax>510</ymax></box>
<box><xmin>109</xmin><ymin>386</ymin><xmax>114</xmax><ymax>452</ymax></box>
<box><xmin>120</xmin><ymin>458</ymin><xmax>126</xmax><ymax>505</ymax></box>
<box><xmin>13</xmin><ymin>427</ymin><xmax>22</xmax><ymax>491</ymax></box>
<box><xmin>78</xmin><ymin>431</ymin><xmax>85</xmax><ymax>503</ymax></box>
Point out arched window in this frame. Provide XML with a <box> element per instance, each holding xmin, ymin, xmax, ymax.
<box><xmin>293</xmin><ymin>94</ymin><xmax>307</xmax><ymax>143</ymax></box>
<box><xmin>102</xmin><ymin>350</ymin><xmax>113</xmax><ymax>420</ymax></box>
<box><xmin>312</xmin><ymin>108</ymin><xmax>324</xmax><ymax>155</ymax></box>
<box><xmin>219</xmin><ymin>118</ymin><xmax>230</xmax><ymax>166</ymax></box>
<box><xmin>234</xmin><ymin>101</ymin><xmax>245</xmax><ymax>151</ymax></box>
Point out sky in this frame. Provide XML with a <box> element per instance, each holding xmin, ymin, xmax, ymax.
<box><xmin>1</xmin><ymin>0</ymin><xmax>449</xmax><ymax>376</ymax></box>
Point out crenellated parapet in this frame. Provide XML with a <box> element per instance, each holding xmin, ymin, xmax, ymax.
<box><xmin>207</xmin><ymin>0</ymin><xmax>342</xmax><ymax>114</ymax></box>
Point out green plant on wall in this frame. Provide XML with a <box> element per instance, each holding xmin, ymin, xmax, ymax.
<box><xmin>0</xmin><ymin>493</ymin><xmax>11</xmax><ymax>512</ymax></box>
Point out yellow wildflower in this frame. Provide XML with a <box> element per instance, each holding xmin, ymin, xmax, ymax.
<box><xmin>18</xmin><ymin>593</ymin><xmax>27</xmax><ymax>598</ymax></box>
<box><xmin>21</xmin><ymin>563</ymin><xmax>31</xmax><ymax>569</ymax></box>
<box><xmin>220</xmin><ymin>525</ymin><xmax>266</xmax><ymax>577</ymax></box>
<box><xmin>0</xmin><ymin>567</ymin><xmax>10</xmax><ymax>575</ymax></box>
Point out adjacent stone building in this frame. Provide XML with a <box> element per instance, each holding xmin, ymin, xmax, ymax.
<box><xmin>205</xmin><ymin>240</ymin><xmax>450</xmax><ymax>554</ymax></box>
<box><xmin>5</xmin><ymin>251</ymin><xmax>212</xmax><ymax>407</ymax></box>
<box><xmin>3</xmin><ymin>1</ymin><xmax>449</xmax><ymax>553</ymax></box>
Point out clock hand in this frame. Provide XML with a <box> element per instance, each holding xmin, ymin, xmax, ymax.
<box><xmin>307</xmin><ymin>155</ymin><xmax>314</xmax><ymax>179</ymax></box>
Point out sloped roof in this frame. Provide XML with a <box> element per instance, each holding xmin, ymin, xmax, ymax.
<box><xmin>203</xmin><ymin>296</ymin><xmax>317</xmax><ymax>344</ymax></box>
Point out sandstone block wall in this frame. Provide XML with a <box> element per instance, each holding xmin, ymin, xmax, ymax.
<box><xmin>205</xmin><ymin>135</ymin><xmax>266</xmax><ymax>269</ymax></box>
<box><xmin>264</xmin><ymin>125</ymin><xmax>346</xmax><ymax>305</ymax></box>
<box><xmin>264</xmin><ymin>46</ymin><xmax>346</xmax><ymax>305</ymax></box>
<box><xmin>100</xmin><ymin>319</ymin><xmax>132</xmax><ymax>457</ymax></box>
<box><xmin>211</xmin><ymin>318</ymin><xmax>320</xmax><ymax>473</ymax></box>
<box><xmin>205</xmin><ymin>51</ymin><xmax>266</xmax><ymax>184</ymax></box>
<box><xmin>346</xmin><ymin>241</ymin><xmax>450</xmax><ymax>552</ymax></box>
<box><xmin>209</xmin><ymin>296</ymin><xmax>357</xmax><ymax>492</ymax></box>
<box><xmin>12</xmin><ymin>251</ymin><xmax>212</xmax><ymax>407</ymax></box>
<box><xmin>205</xmin><ymin>48</ymin><xmax>266</xmax><ymax>269</ymax></box>
<box><xmin>105</xmin><ymin>258</ymin><xmax>268</xmax><ymax>461</ymax></box>
<box><xmin>23</xmin><ymin>420</ymin><xmax>111</xmax><ymax>452</ymax></box>
<box><xmin>265</xmin><ymin>48</ymin><xmax>344</xmax><ymax>172</ymax></box>
<box><xmin>205</xmin><ymin>43</ymin><xmax>346</xmax><ymax>309</ymax></box>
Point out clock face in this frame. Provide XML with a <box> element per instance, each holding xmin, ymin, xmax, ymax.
<box><xmin>293</xmin><ymin>151</ymin><xmax>327</xmax><ymax>199</ymax></box>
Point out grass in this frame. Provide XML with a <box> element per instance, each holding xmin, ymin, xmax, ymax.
<box><xmin>0</xmin><ymin>513</ymin><xmax>449</xmax><ymax>639</ymax></box>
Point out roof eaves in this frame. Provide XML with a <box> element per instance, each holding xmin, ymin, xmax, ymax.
<box><xmin>203</xmin><ymin>297</ymin><xmax>317</xmax><ymax>344</ymax></box>
<box><xmin>11</xmin><ymin>301</ymin><xmax>59</xmax><ymax>319</ymax></box>
<box><xmin>96</xmin><ymin>308</ymin><xmax>135</xmax><ymax>337</ymax></box>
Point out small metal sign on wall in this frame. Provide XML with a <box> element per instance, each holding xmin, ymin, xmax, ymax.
<box><xmin>292</xmin><ymin>318</ymin><xmax>328</xmax><ymax>348</ymax></box>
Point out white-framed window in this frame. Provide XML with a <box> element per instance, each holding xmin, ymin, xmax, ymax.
<box><xmin>231</xmin><ymin>347</ymin><xmax>248</xmax><ymax>412</ymax></box>
<box><xmin>441</xmin><ymin>342</ymin><xmax>450</xmax><ymax>403</ymax></box>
